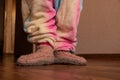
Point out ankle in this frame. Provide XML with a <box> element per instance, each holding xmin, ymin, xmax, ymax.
<box><xmin>54</xmin><ymin>50</ymin><xmax>74</xmax><ymax>54</ymax></box>
<box><xmin>37</xmin><ymin>42</ymin><xmax>54</xmax><ymax>49</ymax></box>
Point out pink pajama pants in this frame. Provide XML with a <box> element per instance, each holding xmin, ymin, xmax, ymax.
<box><xmin>22</xmin><ymin>0</ymin><xmax>81</xmax><ymax>51</ymax></box>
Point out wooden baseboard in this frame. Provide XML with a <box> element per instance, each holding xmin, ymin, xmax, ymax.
<box><xmin>78</xmin><ymin>54</ymin><xmax>120</xmax><ymax>60</ymax></box>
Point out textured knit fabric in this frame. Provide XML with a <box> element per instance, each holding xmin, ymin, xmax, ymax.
<box><xmin>17</xmin><ymin>45</ymin><xmax>54</xmax><ymax>65</ymax></box>
<box><xmin>54</xmin><ymin>50</ymin><xmax>87</xmax><ymax>65</ymax></box>
<box><xmin>21</xmin><ymin>0</ymin><xmax>83</xmax><ymax>51</ymax></box>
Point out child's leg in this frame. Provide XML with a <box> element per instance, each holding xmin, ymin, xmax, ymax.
<box><xmin>22</xmin><ymin>0</ymin><xmax>57</xmax><ymax>47</ymax></box>
<box><xmin>17</xmin><ymin>0</ymin><xmax>56</xmax><ymax>65</ymax></box>
<box><xmin>55</xmin><ymin>0</ymin><xmax>81</xmax><ymax>51</ymax></box>
<box><xmin>54</xmin><ymin>0</ymin><xmax>87</xmax><ymax>65</ymax></box>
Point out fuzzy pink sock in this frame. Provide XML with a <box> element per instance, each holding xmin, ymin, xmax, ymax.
<box><xmin>17</xmin><ymin>45</ymin><xmax>54</xmax><ymax>66</ymax></box>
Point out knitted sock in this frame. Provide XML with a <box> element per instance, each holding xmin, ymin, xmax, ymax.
<box><xmin>17</xmin><ymin>45</ymin><xmax>54</xmax><ymax>66</ymax></box>
<box><xmin>54</xmin><ymin>50</ymin><xmax>87</xmax><ymax>65</ymax></box>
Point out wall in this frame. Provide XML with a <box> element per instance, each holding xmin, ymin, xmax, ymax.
<box><xmin>76</xmin><ymin>0</ymin><xmax>120</xmax><ymax>54</ymax></box>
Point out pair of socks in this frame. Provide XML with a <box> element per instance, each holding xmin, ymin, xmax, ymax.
<box><xmin>17</xmin><ymin>44</ymin><xmax>87</xmax><ymax>66</ymax></box>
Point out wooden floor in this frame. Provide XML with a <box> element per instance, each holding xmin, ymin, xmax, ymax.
<box><xmin>0</xmin><ymin>55</ymin><xmax>120</xmax><ymax>80</ymax></box>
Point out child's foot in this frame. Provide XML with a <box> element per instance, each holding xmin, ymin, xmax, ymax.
<box><xmin>17</xmin><ymin>45</ymin><xmax>54</xmax><ymax>66</ymax></box>
<box><xmin>54</xmin><ymin>50</ymin><xmax>87</xmax><ymax>65</ymax></box>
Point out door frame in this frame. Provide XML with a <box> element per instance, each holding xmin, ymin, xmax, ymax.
<box><xmin>3</xmin><ymin>0</ymin><xmax>16</xmax><ymax>54</ymax></box>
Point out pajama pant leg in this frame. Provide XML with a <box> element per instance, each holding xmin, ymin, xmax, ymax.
<box><xmin>21</xmin><ymin>0</ymin><xmax>57</xmax><ymax>47</ymax></box>
<box><xmin>55</xmin><ymin>0</ymin><xmax>81</xmax><ymax>51</ymax></box>
<box><xmin>22</xmin><ymin>0</ymin><xmax>82</xmax><ymax>51</ymax></box>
